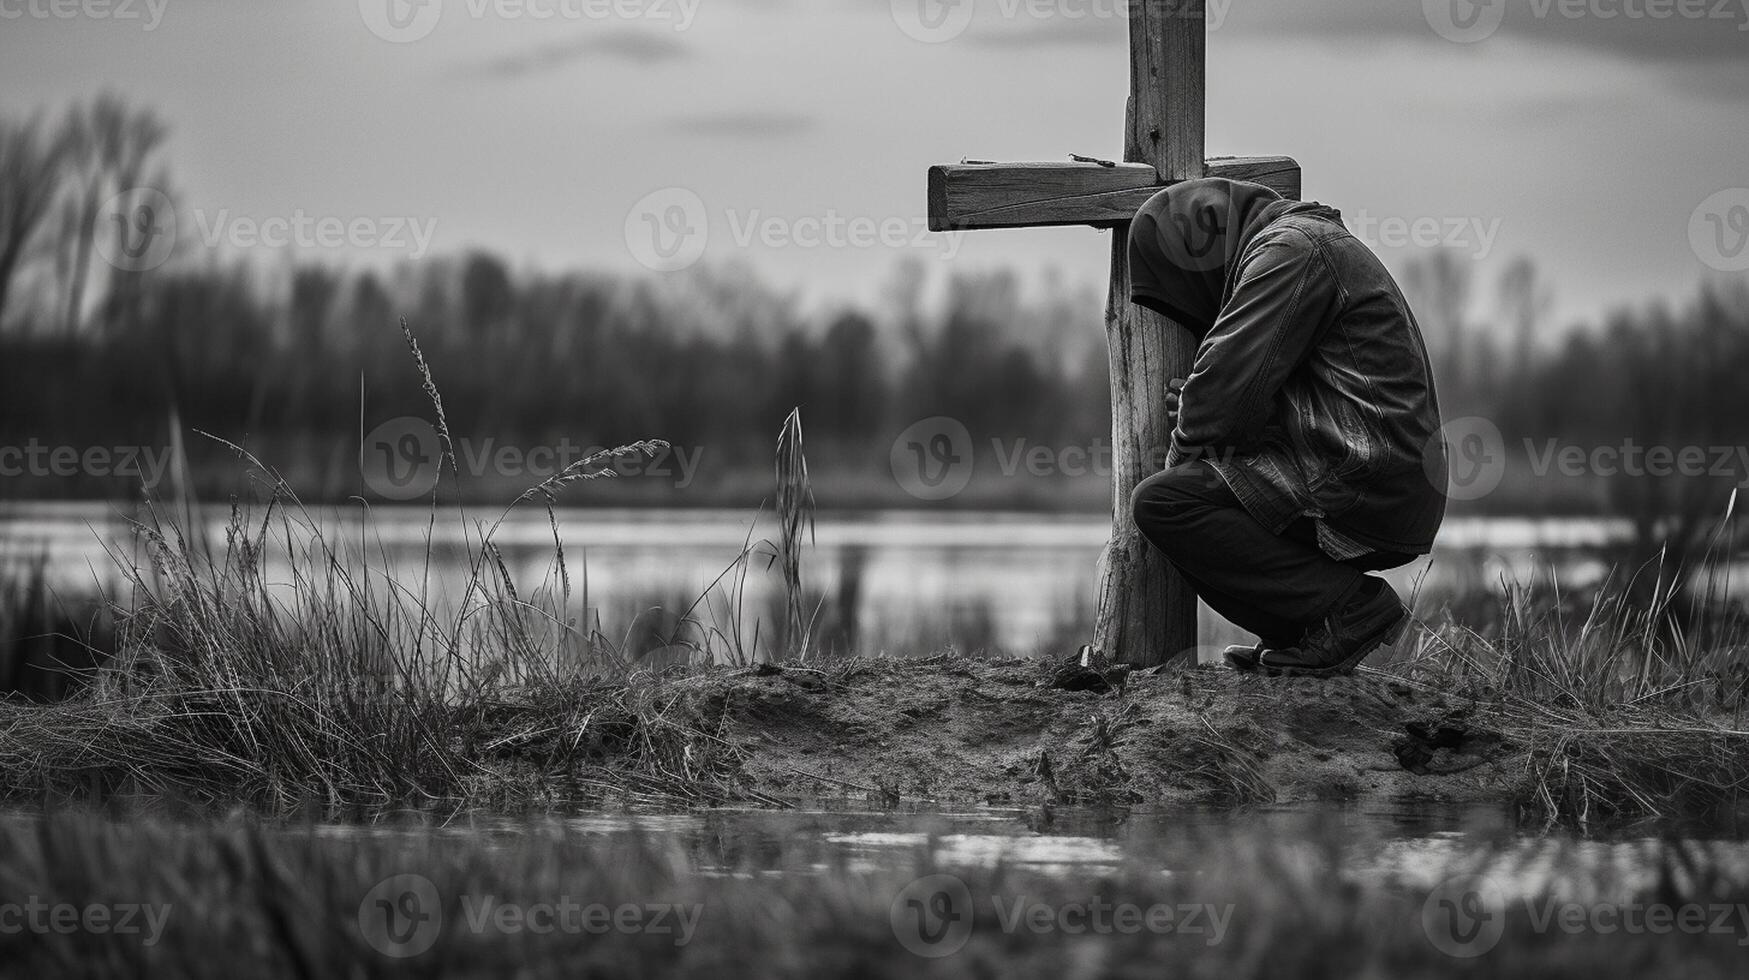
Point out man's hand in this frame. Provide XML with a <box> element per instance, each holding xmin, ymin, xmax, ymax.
<box><xmin>1165</xmin><ymin>377</ymin><xmax>1186</xmax><ymax>427</ymax></box>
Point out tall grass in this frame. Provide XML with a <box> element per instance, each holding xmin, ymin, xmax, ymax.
<box><xmin>0</xmin><ymin>315</ymin><xmax>1746</xmax><ymax>823</ymax></box>
<box><xmin>1383</xmin><ymin>496</ymin><xmax>1749</xmax><ymax>829</ymax></box>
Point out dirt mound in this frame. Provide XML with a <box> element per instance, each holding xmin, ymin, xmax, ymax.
<box><xmin>671</xmin><ymin>657</ymin><xmax>1521</xmax><ymax>810</ymax></box>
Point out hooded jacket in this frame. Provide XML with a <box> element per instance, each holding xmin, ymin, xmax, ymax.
<box><xmin>1128</xmin><ymin>178</ymin><xmax>1448</xmax><ymax>556</ymax></box>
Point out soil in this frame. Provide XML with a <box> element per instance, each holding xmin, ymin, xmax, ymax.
<box><xmin>669</xmin><ymin>656</ymin><xmax>1522</xmax><ymax>811</ymax></box>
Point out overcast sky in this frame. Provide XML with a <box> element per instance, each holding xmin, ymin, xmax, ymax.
<box><xmin>3</xmin><ymin>0</ymin><xmax>1746</xmax><ymax>332</ymax></box>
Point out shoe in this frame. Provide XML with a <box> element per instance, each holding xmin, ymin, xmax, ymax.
<box><xmin>1223</xmin><ymin>635</ymin><xmax>1303</xmax><ymax>672</ymax></box>
<box><xmin>1224</xmin><ymin>643</ymin><xmax>1265</xmax><ymax>671</ymax></box>
<box><xmin>1258</xmin><ymin>579</ymin><xmax>1409</xmax><ymax>678</ymax></box>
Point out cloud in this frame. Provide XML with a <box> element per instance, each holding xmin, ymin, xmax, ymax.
<box><xmin>466</xmin><ymin>30</ymin><xmax>693</xmax><ymax>79</ymax></box>
<box><xmin>921</xmin><ymin>1</ymin><xmax>1747</xmax><ymax>95</ymax></box>
<box><xmin>965</xmin><ymin>15</ymin><xmax>1125</xmax><ymax>49</ymax></box>
<box><xmin>1226</xmin><ymin>0</ymin><xmax>1749</xmax><ymax>63</ymax></box>
<box><xmin>665</xmin><ymin>112</ymin><xmax>817</xmax><ymax>138</ymax></box>
<box><xmin>903</xmin><ymin>0</ymin><xmax>1749</xmax><ymax>63</ymax></box>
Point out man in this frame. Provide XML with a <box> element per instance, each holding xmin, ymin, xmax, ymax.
<box><xmin>1126</xmin><ymin>178</ymin><xmax>1447</xmax><ymax>677</ymax></box>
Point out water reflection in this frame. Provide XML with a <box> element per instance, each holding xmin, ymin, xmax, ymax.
<box><xmin>2</xmin><ymin>504</ymin><xmax>1711</xmax><ymax>658</ymax></box>
<box><xmin>433</xmin><ymin>804</ymin><xmax>1749</xmax><ymax>897</ymax></box>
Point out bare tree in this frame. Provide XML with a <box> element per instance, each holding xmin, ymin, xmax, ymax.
<box><xmin>0</xmin><ymin>114</ymin><xmax>67</xmax><ymax>329</ymax></box>
<box><xmin>53</xmin><ymin>94</ymin><xmax>169</xmax><ymax>334</ymax></box>
<box><xmin>1497</xmin><ymin>258</ymin><xmax>1552</xmax><ymax>374</ymax></box>
<box><xmin>1401</xmin><ymin>250</ymin><xmax>1475</xmax><ymax>399</ymax></box>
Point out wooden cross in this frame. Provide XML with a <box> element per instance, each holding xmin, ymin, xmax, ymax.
<box><xmin>925</xmin><ymin>1</ymin><xmax>1301</xmax><ymax>668</ymax></box>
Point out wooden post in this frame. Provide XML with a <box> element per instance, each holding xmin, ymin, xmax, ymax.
<box><xmin>923</xmin><ymin>0</ymin><xmax>1300</xmax><ymax>668</ymax></box>
<box><xmin>1092</xmin><ymin>0</ymin><xmax>1205</xmax><ymax>667</ymax></box>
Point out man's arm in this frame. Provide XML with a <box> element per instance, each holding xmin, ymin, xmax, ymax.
<box><xmin>1166</xmin><ymin>235</ymin><xmax>1339</xmax><ymax>466</ymax></box>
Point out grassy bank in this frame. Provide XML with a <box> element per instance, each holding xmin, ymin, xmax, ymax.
<box><xmin>0</xmin><ymin>480</ymin><xmax>1746</xmax><ymax>828</ymax></box>
<box><xmin>2</xmin><ymin>499</ymin><xmax>1747</xmax><ymax>826</ymax></box>
<box><xmin>0</xmin><ymin>327</ymin><xmax>1744</xmax><ymax>829</ymax></box>
<box><xmin>2</xmin><ymin>809</ymin><xmax>1748</xmax><ymax>979</ymax></box>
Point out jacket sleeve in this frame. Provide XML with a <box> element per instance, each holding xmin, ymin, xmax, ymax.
<box><xmin>1167</xmin><ymin>234</ymin><xmax>1338</xmax><ymax>466</ymax></box>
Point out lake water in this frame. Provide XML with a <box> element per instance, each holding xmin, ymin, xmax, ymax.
<box><xmin>0</xmin><ymin>502</ymin><xmax>1702</xmax><ymax>656</ymax></box>
<box><xmin>320</xmin><ymin>804</ymin><xmax>1749</xmax><ymax>898</ymax></box>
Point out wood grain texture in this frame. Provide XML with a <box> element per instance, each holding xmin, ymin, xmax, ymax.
<box><xmin>927</xmin><ymin>156</ymin><xmax>1301</xmax><ymax>231</ymax></box>
<box><xmin>1094</xmin><ymin>0</ymin><xmax>1207</xmax><ymax>668</ymax></box>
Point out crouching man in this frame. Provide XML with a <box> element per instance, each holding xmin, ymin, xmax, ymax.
<box><xmin>1126</xmin><ymin>178</ymin><xmax>1448</xmax><ymax>677</ymax></box>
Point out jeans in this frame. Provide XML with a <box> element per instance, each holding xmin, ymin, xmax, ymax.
<box><xmin>1131</xmin><ymin>459</ymin><xmax>1415</xmax><ymax>647</ymax></box>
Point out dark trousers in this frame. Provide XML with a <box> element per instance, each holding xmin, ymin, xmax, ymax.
<box><xmin>1130</xmin><ymin>460</ymin><xmax>1414</xmax><ymax>647</ymax></box>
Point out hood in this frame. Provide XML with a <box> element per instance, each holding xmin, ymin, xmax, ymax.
<box><xmin>1127</xmin><ymin>177</ymin><xmax>1340</xmax><ymax>338</ymax></box>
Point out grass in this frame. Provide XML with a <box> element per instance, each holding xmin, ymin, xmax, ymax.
<box><xmin>1385</xmin><ymin>515</ymin><xmax>1749</xmax><ymax>830</ymax></box>
<box><xmin>0</xmin><ymin>317</ymin><xmax>1744</xmax><ymax>827</ymax></box>
<box><xmin>2</xmin><ymin>809</ymin><xmax>1748</xmax><ymax>979</ymax></box>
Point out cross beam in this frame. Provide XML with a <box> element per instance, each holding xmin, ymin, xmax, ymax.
<box><xmin>923</xmin><ymin>1</ymin><xmax>1303</xmax><ymax>668</ymax></box>
<box><xmin>927</xmin><ymin>156</ymin><xmax>1301</xmax><ymax>231</ymax></box>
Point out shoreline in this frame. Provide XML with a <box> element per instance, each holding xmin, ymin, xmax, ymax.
<box><xmin>4</xmin><ymin>656</ymin><xmax>1742</xmax><ymax>831</ymax></box>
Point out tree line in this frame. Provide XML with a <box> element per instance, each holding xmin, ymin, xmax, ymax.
<box><xmin>2</xmin><ymin>97</ymin><xmax>1747</xmax><ymax>549</ymax></box>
